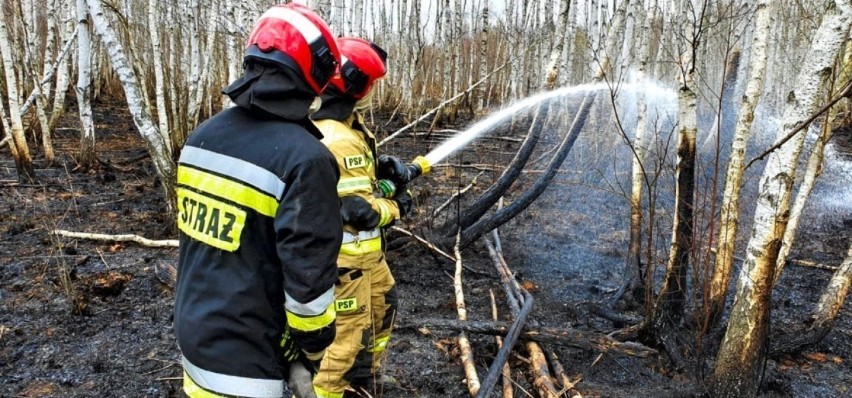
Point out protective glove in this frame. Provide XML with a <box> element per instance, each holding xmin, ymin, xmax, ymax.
<box><xmin>377</xmin><ymin>155</ymin><xmax>407</xmax><ymax>183</ymax></box>
<box><xmin>281</xmin><ymin>323</ymin><xmax>332</xmax><ymax>371</ymax></box>
<box><xmin>394</xmin><ymin>189</ymin><xmax>413</xmax><ymax>218</ymax></box>
<box><xmin>378</xmin><ymin>155</ymin><xmax>421</xmax><ymax>187</ymax></box>
<box><xmin>341</xmin><ymin>196</ymin><xmax>380</xmax><ymax>230</ymax></box>
<box><xmin>287</xmin><ymin>360</ymin><xmax>317</xmax><ymax>398</ymax></box>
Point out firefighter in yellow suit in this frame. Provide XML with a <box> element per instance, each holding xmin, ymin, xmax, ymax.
<box><xmin>311</xmin><ymin>38</ymin><xmax>413</xmax><ymax>398</ymax></box>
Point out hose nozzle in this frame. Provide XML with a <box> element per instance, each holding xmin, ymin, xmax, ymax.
<box><xmin>410</xmin><ymin>156</ymin><xmax>431</xmax><ymax>176</ymax></box>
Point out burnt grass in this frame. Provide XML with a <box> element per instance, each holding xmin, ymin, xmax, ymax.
<box><xmin>1</xmin><ymin>101</ymin><xmax>850</xmax><ymax>397</ymax></box>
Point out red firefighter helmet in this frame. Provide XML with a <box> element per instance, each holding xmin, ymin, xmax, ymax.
<box><xmin>328</xmin><ymin>37</ymin><xmax>388</xmax><ymax>99</ymax></box>
<box><xmin>245</xmin><ymin>3</ymin><xmax>340</xmax><ymax>95</ymax></box>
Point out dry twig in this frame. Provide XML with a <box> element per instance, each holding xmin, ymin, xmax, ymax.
<box><xmin>52</xmin><ymin>229</ymin><xmax>178</xmax><ymax>248</ymax></box>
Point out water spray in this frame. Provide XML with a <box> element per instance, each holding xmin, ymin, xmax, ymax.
<box><xmin>377</xmin><ymin>79</ymin><xmax>675</xmax><ymax>197</ymax></box>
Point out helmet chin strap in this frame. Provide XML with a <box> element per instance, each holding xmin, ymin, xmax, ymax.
<box><xmin>308</xmin><ymin>96</ymin><xmax>323</xmax><ymax>115</ymax></box>
<box><xmin>354</xmin><ymin>88</ymin><xmax>374</xmax><ymax>113</ymax></box>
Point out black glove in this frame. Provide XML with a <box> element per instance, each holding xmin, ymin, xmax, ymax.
<box><xmin>377</xmin><ymin>155</ymin><xmax>406</xmax><ymax>182</ymax></box>
<box><xmin>282</xmin><ymin>320</ymin><xmax>335</xmax><ymax>371</ymax></box>
<box><xmin>378</xmin><ymin>155</ymin><xmax>420</xmax><ymax>187</ymax></box>
<box><xmin>340</xmin><ymin>196</ymin><xmax>380</xmax><ymax>230</ymax></box>
<box><xmin>291</xmin><ymin>322</ymin><xmax>336</xmax><ymax>365</ymax></box>
<box><xmin>394</xmin><ymin>189</ymin><xmax>413</xmax><ymax>218</ymax></box>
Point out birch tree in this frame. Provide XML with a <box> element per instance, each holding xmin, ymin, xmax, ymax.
<box><xmin>708</xmin><ymin>0</ymin><xmax>774</xmax><ymax>325</ymax></box>
<box><xmin>76</xmin><ymin>0</ymin><xmax>96</xmax><ymax>169</ymax></box>
<box><xmin>624</xmin><ymin>0</ymin><xmax>656</xmax><ymax>303</ymax></box>
<box><xmin>0</xmin><ymin>12</ymin><xmax>36</xmax><ymax>182</ymax></box>
<box><xmin>149</xmin><ymin>0</ymin><xmax>170</xmax><ymax>148</ymax></box>
<box><xmin>85</xmin><ymin>0</ymin><xmax>176</xmax><ymax>209</ymax></box>
<box><xmin>712</xmin><ymin>2</ymin><xmax>852</xmax><ymax>395</ymax></box>
<box><xmin>50</xmin><ymin>1</ymin><xmax>75</xmax><ymax>131</ymax></box>
<box><xmin>650</xmin><ymin>0</ymin><xmax>701</xmax><ymax>350</ymax></box>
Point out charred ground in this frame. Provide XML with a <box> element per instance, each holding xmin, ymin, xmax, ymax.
<box><xmin>0</xmin><ymin>101</ymin><xmax>849</xmax><ymax>397</ymax></box>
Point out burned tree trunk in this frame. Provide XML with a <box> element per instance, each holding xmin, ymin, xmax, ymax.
<box><xmin>711</xmin><ymin>2</ymin><xmax>852</xmax><ymax>395</ymax></box>
<box><xmin>652</xmin><ymin>75</ymin><xmax>697</xmax><ymax>330</ymax></box>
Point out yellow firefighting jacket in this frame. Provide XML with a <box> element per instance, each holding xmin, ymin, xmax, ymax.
<box><xmin>315</xmin><ymin>113</ymin><xmax>400</xmax><ymax>269</ymax></box>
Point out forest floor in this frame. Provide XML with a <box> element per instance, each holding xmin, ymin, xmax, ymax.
<box><xmin>1</xmin><ymin>100</ymin><xmax>850</xmax><ymax>397</ymax></box>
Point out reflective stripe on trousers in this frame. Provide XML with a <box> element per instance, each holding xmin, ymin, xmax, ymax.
<box><xmin>341</xmin><ymin>229</ymin><xmax>382</xmax><ymax>256</ymax></box>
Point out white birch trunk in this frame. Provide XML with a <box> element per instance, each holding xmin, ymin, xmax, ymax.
<box><xmin>709</xmin><ymin>0</ymin><xmax>774</xmax><ymax>322</ymax></box>
<box><xmin>21</xmin><ymin>0</ymin><xmax>56</xmax><ymax>164</ymax></box>
<box><xmin>224</xmin><ymin>0</ymin><xmax>240</xmax><ymax>108</ymax></box>
<box><xmin>76</xmin><ymin>0</ymin><xmax>97</xmax><ymax>168</ymax></box>
<box><xmin>774</xmin><ymin>124</ymin><xmax>830</xmax><ymax>281</ymax></box>
<box><xmin>543</xmin><ymin>0</ymin><xmax>571</xmax><ymax>90</ymax></box>
<box><xmin>0</xmin><ymin>10</ymin><xmax>36</xmax><ymax>182</ymax></box>
<box><xmin>50</xmin><ymin>1</ymin><xmax>76</xmax><ymax>130</ymax></box>
<box><xmin>42</xmin><ymin>0</ymin><xmax>59</xmax><ymax>107</ymax></box>
<box><xmin>185</xmin><ymin>0</ymin><xmax>203</xmax><ymax>131</ymax></box>
<box><xmin>149</xmin><ymin>0</ymin><xmax>170</xmax><ymax>147</ymax></box>
<box><xmin>811</xmin><ymin>243</ymin><xmax>852</xmax><ymax>329</ymax></box>
<box><xmin>85</xmin><ymin>0</ymin><xmax>176</xmax><ymax>210</ymax></box>
<box><xmin>713</xmin><ymin>2</ymin><xmax>852</xmax><ymax>395</ymax></box>
<box><xmin>625</xmin><ymin>2</ymin><xmax>655</xmax><ymax>298</ymax></box>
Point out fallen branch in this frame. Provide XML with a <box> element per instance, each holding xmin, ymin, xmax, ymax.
<box><xmin>489</xmin><ymin>290</ymin><xmax>514</xmax><ymax>398</ymax></box>
<box><xmin>453</xmin><ymin>231</ymin><xmax>481</xmax><ymax>396</ymax></box>
<box><xmin>52</xmin><ymin>229</ymin><xmax>178</xmax><ymax>248</ymax></box>
<box><xmin>544</xmin><ymin>348</ymin><xmax>580</xmax><ymax>394</ymax></box>
<box><xmin>430</xmin><ymin>171</ymin><xmax>485</xmax><ymax>220</ymax></box>
<box><xmin>526</xmin><ymin>341</ymin><xmax>559</xmax><ymax>398</ymax></box>
<box><xmin>390</xmin><ymin>226</ymin><xmax>455</xmax><ymax>262</ymax></box>
<box><xmin>790</xmin><ymin>258</ymin><xmax>840</xmax><ymax>272</ymax></box>
<box><xmin>398</xmin><ymin>318</ymin><xmax>657</xmax><ymax>357</ymax></box>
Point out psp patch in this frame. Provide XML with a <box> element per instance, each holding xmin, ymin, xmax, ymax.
<box><xmin>335</xmin><ymin>297</ymin><xmax>358</xmax><ymax>312</ymax></box>
<box><xmin>344</xmin><ymin>154</ymin><xmax>367</xmax><ymax>170</ymax></box>
<box><xmin>177</xmin><ymin>188</ymin><xmax>246</xmax><ymax>251</ymax></box>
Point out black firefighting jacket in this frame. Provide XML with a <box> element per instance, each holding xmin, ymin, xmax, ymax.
<box><xmin>174</xmin><ymin>62</ymin><xmax>342</xmax><ymax>397</ymax></box>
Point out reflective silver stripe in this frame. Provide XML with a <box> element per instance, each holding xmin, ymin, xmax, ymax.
<box><xmin>182</xmin><ymin>356</ymin><xmax>283</xmax><ymax>398</ymax></box>
<box><xmin>179</xmin><ymin>146</ymin><xmax>286</xmax><ymax>200</ymax></box>
<box><xmin>261</xmin><ymin>6</ymin><xmax>322</xmax><ymax>42</ymax></box>
<box><xmin>341</xmin><ymin>229</ymin><xmax>381</xmax><ymax>244</ymax></box>
<box><xmin>285</xmin><ymin>286</ymin><xmax>335</xmax><ymax>316</ymax></box>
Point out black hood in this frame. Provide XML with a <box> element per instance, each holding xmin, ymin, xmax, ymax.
<box><xmin>223</xmin><ymin>61</ymin><xmax>317</xmax><ymax>121</ymax></box>
<box><xmin>311</xmin><ymin>87</ymin><xmax>357</xmax><ymax>122</ymax></box>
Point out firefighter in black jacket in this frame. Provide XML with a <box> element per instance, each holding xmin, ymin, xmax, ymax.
<box><xmin>174</xmin><ymin>4</ymin><xmax>343</xmax><ymax>397</ymax></box>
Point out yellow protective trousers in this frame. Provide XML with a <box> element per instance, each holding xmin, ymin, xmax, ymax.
<box><xmin>312</xmin><ymin>258</ymin><xmax>398</xmax><ymax>398</ymax></box>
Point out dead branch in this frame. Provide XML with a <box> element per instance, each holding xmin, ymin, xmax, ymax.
<box><xmin>390</xmin><ymin>226</ymin><xmax>455</xmax><ymax>262</ymax></box>
<box><xmin>19</xmin><ymin>30</ymin><xmax>80</xmax><ymax>116</ymax></box>
<box><xmin>526</xmin><ymin>341</ymin><xmax>559</xmax><ymax>398</ymax></box>
<box><xmin>489</xmin><ymin>290</ymin><xmax>513</xmax><ymax>398</ymax></box>
<box><xmin>544</xmin><ymin>348</ymin><xmax>580</xmax><ymax>394</ymax></box>
<box><xmin>453</xmin><ymin>232</ymin><xmax>481</xmax><ymax>396</ymax></box>
<box><xmin>745</xmin><ymin>78</ymin><xmax>852</xmax><ymax>170</ymax></box>
<box><xmin>52</xmin><ymin>229</ymin><xmax>178</xmax><ymax>248</ymax></box>
<box><xmin>430</xmin><ymin>171</ymin><xmax>485</xmax><ymax>220</ymax></box>
<box><xmin>485</xmin><ymin>239</ymin><xmax>522</xmax><ymax>315</ymax></box>
<box><xmin>790</xmin><ymin>258</ymin><xmax>840</xmax><ymax>272</ymax></box>
<box><xmin>398</xmin><ymin>318</ymin><xmax>657</xmax><ymax>357</ymax></box>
